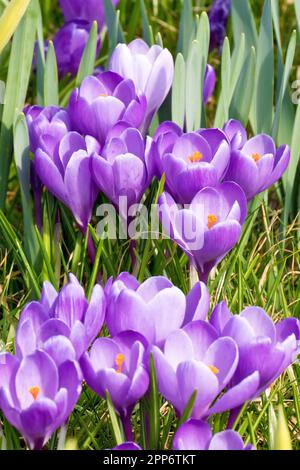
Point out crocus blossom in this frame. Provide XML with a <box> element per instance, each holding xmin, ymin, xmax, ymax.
<box><xmin>105</xmin><ymin>273</ymin><xmax>210</xmax><ymax>347</ymax></box>
<box><xmin>150</xmin><ymin>126</ymin><xmax>230</xmax><ymax>203</ymax></box>
<box><xmin>91</xmin><ymin>125</ymin><xmax>153</xmax><ymax>218</ymax></box>
<box><xmin>173</xmin><ymin>419</ymin><xmax>253</xmax><ymax>450</ymax></box>
<box><xmin>109</xmin><ymin>39</ymin><xmax>174</xmax><ymax>131</ymax></box>
<box><xmin>68</xmin><ymin>72</ymin><xmax>147</xmax><ymax>147</ymax></box>
<box><xmin>152</xmin><ymin>321</ymin><xmax>239</xmax><ymax>418</ymax></box>
<box><xmin>16</xmin><ymin>274</ymin><xmax>106</xmax><ymax>360</ymax></box>
<box><xmin>80</xmin><ymin>332</ymin><xmax>149</xmax><ymax>417</ymax></box>
<box><xmin>114</xmin><ymin>442</ymin><xmax>142</xmax><ymax>450</ymax></box>
<box><xmin>203</xmin><ymin>64</ymin><xmax>216</xmax><ymax>104</ymax></box>
<box><xmin>158</xmin><ymin>182</ymin><xmax>248</xmax><ymax>282</ymax></box>
<box><xmin>35</xmin><ymin>131</ymin><xmax>99</xmax><ymax>230</ymax></box>
<box><xmin>209</xmin><ymin>0</ymin><xmax>231</xmax><ymax>51</ymax></box>
<box><xmin>207</xmin><ymin>303</ymin><xmax>300</xmax><ymax>415</ymax></box>
<box><xmin>223</xmin><ymin>119</ymin><xmax>247</xmax><ymax>150</ymax></box>
<box><xmin>53</xmin><ymin>20</ymin><xmax>101</xmax><ymax>78</ymax></box>
<box><xmin>0</xmin><ymin>349</ymin><xmax>81</xmax><ymax>450</ymax></box>
<box><xmin>59</xmin><ymin>0</ymin><xmax>119</xmax><ymax>31</ymax></box>
<box><xmin>224</xmin><ymin>134</ymin><xmax>290</xmax><ymax>200</ymax></box>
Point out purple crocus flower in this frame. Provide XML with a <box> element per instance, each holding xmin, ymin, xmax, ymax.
<box><xmin>0</xmin><ymin>349</ymin><xmax>81</xmax><ymax>450</ymax></box>
<box><xmin>173</xmin><ymin>419</ymin><xmax>254</xmax><ymax>450</ymax></box>
<box><xmin>16</xmin><ymin>274</ymin><xmax>106</xmax><ymax>360</ymax></box>
<box><xmin>105</xmin><ymin>273</ymin><xmax>210</xmax><ymax>348</ymax></box>
<box><xmin>152</xmin><ymin>321</ymin><xmax>239</xmax><ymax>419</ymax></box>
<box><xmin>68</xmin><ymin>72</ymin><xmax>147</xmax><ymax>147</ymax></box>
<box><xmin>53</xmin><ymin>21</ymin><xmax>101</xmax><ymax>78</ymax></box>
<box><xmin>109</xmin><ymin>39</ymin><xmax>174</xmax><ymax>132</ymax></box>
<box><xmin>91</xmin><ymin>125</ymin><xmax>153</xmax><ymax>218</ymax></box>
<box><xmin>224</xmin><ymin>134</ymin><xmax>290</xmax><ymax>200</ymax></box>
<box><xmin>158</xmin><ymin>182</ymin><xmax>248</xmax><ymax>282</ymax></box>
<box><xmin>150</xmin><ymin>125</ymin><xmax>230</xmax><ymax>203</ymax></box>
<box><xmin>223</xmin><ymin>119</ymin><xmax>248</xmax><ymax>150</ymax></box>
<box><xmin>35</xmin><ymin>131</ymin><xmax>99</xmax><ymax>230</ymax></box>
<box><xmin>25</xmin><ymin>105</ymin><xmax>71</xmax><ymax>155</ymax></box>
<box><xmin>80</xmin><ymin>332</ymin><xmax>149</xmax><ymax>420</ymax></box>
<box><xmin>209</xmin><ymin>0</ymin><xmax>231</xmax><ymax>51</ymax></box>
<box><xmin>59</xmin><ymin>0</ymin><xmax>119</xmax><ymax>31</ymax></box>
<box><xmin>207</xmin><ymin>303</ymin><xmax>300</xmax><ymax>415</ymax></box>
<box><xmin>203</xmin><ymin>64</ymin><xmax>216</xmax><ymax>104</ymax></box>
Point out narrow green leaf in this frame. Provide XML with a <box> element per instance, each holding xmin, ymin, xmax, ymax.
<box><xmin>13</xmin><ymin>113</ymin><xmax>40</xmax><ymax>268</ymax></box>
<box><xmin>295</xmin><ymin>0</ymin><xmax>300</xmax><ymax>37</ymax></box>
<box><xmin>172</xmin><ymin>53</ymin><xmax>186</xmax><ymax>128</ymax></box>
<box><xmin>0</xmin><ymin>0</ymin><xmax>31</xmax><ymax>54</ymax></box>
<box><xmin>104</xmin><ymin>0</ymin><xmax>124</xmax><ymax>57</ymax></box>
<box><xmin>105</xmin><ymin>391</ymin><xmax>124</xmax><ymax>446</ymax></box>
<box><xmin>231</xmin><ymin>0</ymin><xmax>258</xmax><ymax>51</ymax></box>
<box><xmin>36</xmin><ymin>2</ymin><xmax>45</xmax><ymax>105</ymax></box>
<box><xmin>76</xmin><ymin>21</ymin><xmax>98</xmax><ymax>86</ymax></box>
<box><xmin>254</xmin><ymin>0</ymin><xmax>274</xmax><ymax>135</ymax></box>
<box><xmin>0</xmin><ymin>0</ymin><xmax>39</xmax><ymax>209</ymax></box>
<box><xmin>185</xmin><ymin>40</ymin><xmax>201</xmax><ymax>132</ymax></box>
<box><xmin>273</xmin><ymin>405</ymin><xmax>292</xmax><ymax>450</ymax></box>
<box><xmin>194</xmin><ymin>12</ymin><xmax>210</xmax><ymax>128</ymax></box>
<box><xmin>149</xmin><ymin>353</ymin><xmax>160</xmax><ymax>450</ymax></box>
<box><xmin>177</xmin><ymin>390</ymin><xmax>198</xmax><ymax>428</ymax></box>
<box><xmin>140</xmin><ymin>0</ymin><xmax>153</xmax><ymax>45</ymax></box>
<box><xmin>44</xmin><ymin>40</ymin><xmax>59</xmax><ymax>106</ymax></box>
<box><xmin>214</xmin><ymin>37</ymin><xmax>231</xmax><ymax>128</ymax></box>
<box><xmin>177</xmin><ymin>0</ymin><xmax>194</xmax><ymax>59</ymax></box>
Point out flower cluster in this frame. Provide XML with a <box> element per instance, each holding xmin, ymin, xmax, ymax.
<box><xmin>1</xmin><ymin>273</ymin><xmax>299</xmax><ymax>450</ymax></box>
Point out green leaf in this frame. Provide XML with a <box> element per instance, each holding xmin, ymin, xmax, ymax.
<box><xmin>185</xmin><ymin>40</ymin><xmax>202</xmax><ymax>132</ymax></box>
<box><xmin>214</xmin><ymin>37</ymin><xmax>231</xmax><ymax>128</ymax></box>
<box><xmin>13</xmin><ymin>113</ymin><xmax>40</xmax><ymax>268</ymax></box>
<box><xmin>172</xmin><ymin>53</ymin><xmax>186</xmax><ymax>128</ymax></box>
<box><xmin>272</xmin><ymin>30</ymin><xmax>296</xmax><ymax>140</ymax></box>
<box><xmin>105</xmin><ymin>391</ymin><xmax>124</xmax><ymax>446</ymax></box>
<box><xmin>194</xmin><ymin>12</ymin><xmax>210</xmax><ymax>129</ymax></box>
<box><xmin>295</xmin><ymin>0</ymin><xmax>300</xmax><ymax>37</ymax></box>
<box><xmin>76</xmin><ymin>21</ymin><xmax>98</xmax><ymax>86</ymax></box>
<box><xmin>253</xmin><ymin>0</ymin><xmax>274</xmax><ymax>135</ymax></box>
<box><xmin>0</xmin><ymin>0</ymin><xmax>39</xmax><ymax>209</ymax></box>
<box><xmin>104</xmin><ymin>0</ymin><xmax>125</xmax><ymax>57</ymax></box>
<box><xmin>273</xmin><ymin>405</ymin><xmax>292</xmax><ymax>450</ymax></box>
<box><xmin>0</xmin><ymin>0</ymin><xmax>31</xmax><ymax>54</ymax></box>
<box><xmin>36</xmin><ymin>2</ymin><xmax>45</xmax><ymax>105</ymax></box>
<box><xmin>140</xmin><ymin>0</ymin><xmax>153</xmax><ymax>45</ymax></box>
<box><xmin>177</xmin><ymin>0</ymin><xmax>194</xmax><ymax>59</ymax></box>
<box><xmin>44</xmin><ymin>40</ymin><xmax>59</xmax><ymax>106</ymax></box>
<box><xmin>229</xmin><ymin>46</ymin><xmax>256</xmax><ymax>125</ymax></box>
<box><xmin>231</xmin><ymin>0</ymin><xmax>258</xmax><ymax>51</ymax></box>
<box><xmin>177</xmin><ymin>390</ymin><xmax>198</xmax><ymax>428</ymax></box>
<box><xmin>149</xmin><ymin>353</ymin><xmax>160</xmax><ymax>450</ymax></box>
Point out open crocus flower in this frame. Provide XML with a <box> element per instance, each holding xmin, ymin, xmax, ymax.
<box><xmin>80</xmin><ymin>332</ymin><xmax>149</xmax><ymax>418</ymax></box>
<box><xmin>35</xmin><ymin>131</ymin><xmax>99</xmax><ymax>230</ymax></box>
<box><xmin>0</xmin><ymin>349</ymin><xmax>81</xmax><ymax>450</ymax></box>
<box><xmin>223</xmin><ymin>119</ymin><xmax>247</xmax><ymax>151</ymax></box>
<box><xmin>109</xmin><ymin>39</ymin><xmax>174</xmax><ymax>132</ymax></box>
<box><xmin>173</xmin><ymin>420</ymin><xmax>254</xmax><ymax>450</ymax></box>
<box><xmin>105</xmin><ymin>273</ymin><xmax>210</xmax><ymax>348</ymax></box>
<box><xmin>59</xmin><ymin>0</ymin><xmax>119</xmax><ymax>31</ymax></box>
<box><xmin>150</xmin><ymin>126</ymin><xmax>230</xmax><ymax>203</ymax></box>
<box><xmin>53</xmin><ymin>20</ymin><xmax>101</xmax><ymax>78</ymax></box>
<box><xmin>114</xmin><ymin>442</ymin><xmax>142</xmax><ymax>450</ymax></box>
<box><xmin>152</xmin><ymin>321</ymin><xmax>239</xmax><ymax>419</ymax></box>
<box><xmin>207</xmin><ymin>303</ymin><xmax>300</xmax><ymax>415</ymax></box>
<box><xmin>158</xmin><ymin>182</ymin><xmax>248</xmax><ymax>282</ymax></box>
<box><xmin>224</xmin><ymin>134</ymin><xmax>290</xmax><ymax>200</ymax></box>
<box><xmin>91</xmin><ymin>125</ymin><xmax>153</xmax><ymax>218</ymax></box>
<box><xmin>68</xmin><ymin>72</ymin><xmax>147</xmax><ymax>147</ymax></box>
<box><xmin>25</xmin><ymin>105</ymin><xmax>71</xmax><ymax>155</ymax></box>
<box><xmin>16</xmin><ymin>274</ymin><xmax>106</xmax><ymax>361</ymax></box>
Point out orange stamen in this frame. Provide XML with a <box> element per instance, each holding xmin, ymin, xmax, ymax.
<box><xmin>207</xmin><ymin>214</ymin><xmax>218</xmax><ymax>230</ymax></box>
<box><xmin>188</xmin><ymin>151</ymin><xmax>203</xmax><ymax>163</ymax></box>
<box><xmin>251</xmin><ymin>153</ymin><xmax>260</xmax><ymax>162</ymax></box>
<box><xmin>208</xmin><ymin>365</ymin><xmax>219</xmax><ymax>375</ymax></box>
<box><xmin>115</xmin><ymin>354</ymin><xmax>125</xmax><ymax>374</ymax></box>
<box><xmin>29</xmin><ymin>386</ymin><xmax>40</xmax><ymax>401</ymax></box>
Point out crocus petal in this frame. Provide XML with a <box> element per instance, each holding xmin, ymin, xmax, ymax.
<box><xmin>173</xmin><ymin>419</ymin><xmax>212</xmax><ymax>450</ymax></box>
<box><xmin>184</xmin><ymin>282</ymin><xmax>210</xmax><ymax>325</ymax></box>
<box><xmin>35</xmin><ymin>149</ymin><xmax>68</xmax><ymax>205</ymax></box>
<box><xmin>208</xmin><ymin>430</ymin><xmax>248</xmax><ymax>450</ymax></box>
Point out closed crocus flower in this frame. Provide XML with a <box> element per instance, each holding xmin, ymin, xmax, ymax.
<box><xmin>16</xmin><ymin>274</ymin><xmax>106</xmax><ymax>360</ymax></box>
<box><xmin>209</xmin><ymin>0</ymin><xmax>231</xmax><ymax>51</ymax></box>
<box><xmin>80</xmin><ymin>332</ymin><xmax>149</xmax><ymax>418</ymax></box>
<box><xmin>35</xmin><ymin>131</ymin><xmax>99</xmax><ymax>230</ymax></box>
<box><xmin>150</xmin><ymin>126</ymin><xmax>230</xmax><ymax>203</ymax></box>
<box><xmin>207</xmin><ymin>304</ymin><xmax>300</xmax><ymax>415</ymax></box>
<box><xmin>152</xmin><ymin>321</ymin><xmax>239</xmax><ymax>419</ymax></box>
<box><xmin>68</xmin><ymin>71</ymin><xmax>147</xmax><ymax>147</ymax></box>
<box><xmin>91</xmin><ymin>125</ymin><xmax>153</xmax><ymax>218</ymax></box>
<box><xmin>158</xmin><ymin>182</ymin><xmax>248</xmax><ymax>282</ymax></box>
<box><xmin>109</xmin><ymin>39</ymin><xmax>174</xmax><ymax>132</ymax></box>
<box><xmin>105</xmin><ymin>273</ymin><xmax>210</xmax><ymax>347</ymax></box>
<box><xmin>25</xmin><ymin>105</ymin><xmax>71</xmax><ymax>155</ymax></box>
<box><xmin>0</xmin><ymin>349</ymin><xmax>81</xmax><ymax>450</ymax></box>
<box><xmin>173</xmin><ymin>420</ymin><xmax>254</xmax><ymax>450</ymax></box>
<box><xmin>224</xmin><ymin>134</ymin><xmax>290</xmax><ymax>200</ymax></box>
<box><xmin>53</xmin><ymin>21</ymin><xmax>101</xmax><ymax>78</ymax></box>
<box><xmin>203</xmin><ymin>64</ymin><xmax>216</xmax><ymax>104</ymax></box>
<box><xmin>223</xmin><ymin>119</ymin><xmax>247</xmax><ymax>150</ymax></box>
<box><xmin>59</xmin><ymin>0</ymin><xmax>119</xmax><ymax>31</ymax></box>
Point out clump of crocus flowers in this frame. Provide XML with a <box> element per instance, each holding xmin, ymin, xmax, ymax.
<box><xmin>13</xmin><ymin>34</ymin><xmax>296</xmax><ymax>451</ymax></box>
